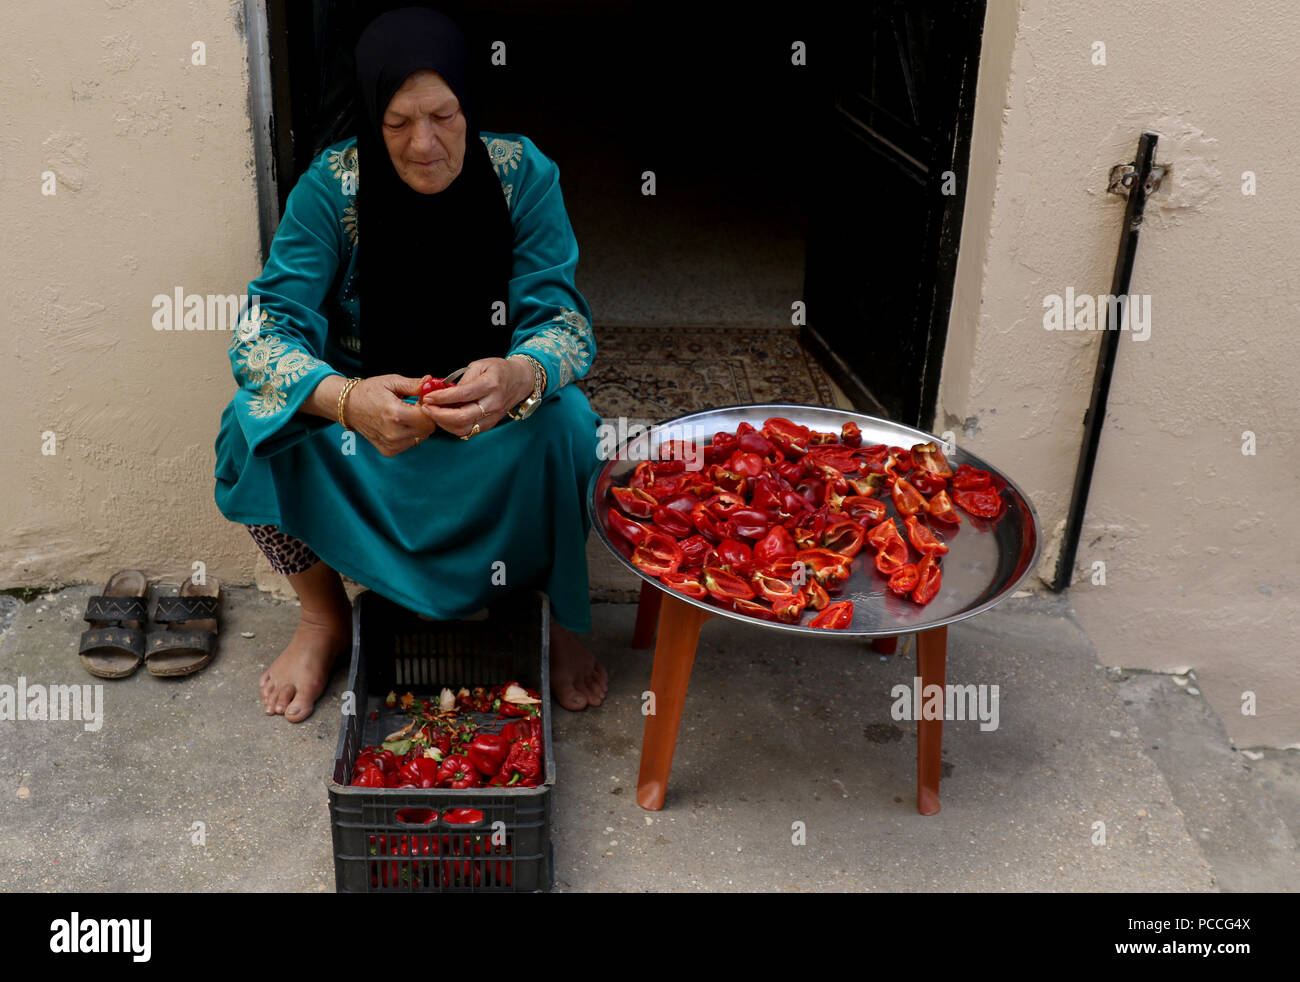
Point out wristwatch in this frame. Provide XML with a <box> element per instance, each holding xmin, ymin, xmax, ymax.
<box><xmin>506</xmin><ymin>354</ymin><xmax>546</xmax><ymax>421</ymax></box>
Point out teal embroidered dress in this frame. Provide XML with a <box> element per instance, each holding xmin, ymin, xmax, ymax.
<box><xmin>213</xmin><ymin>133</ymin><xmax>602</xmax><ymax>631</ymax></box>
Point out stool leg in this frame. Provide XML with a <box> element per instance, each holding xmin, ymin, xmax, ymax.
<box><xmin>916</xmin><ymin>624</ymin><xmax>948</xmax><ymax>816</ymax></box>
<box><xmin>636</xmin><ymin>592</ymin><xmax>711</xmax><ymax>811</ymax></box>
<box><xmin>871</xmin><ymin>636</ymin><xmax>898</xmax><ymax>654</ymax></box>
<box><xmin>631</xmin><ymin>580</ymin><xmax>662</xmax><ymax>649</ymax></box>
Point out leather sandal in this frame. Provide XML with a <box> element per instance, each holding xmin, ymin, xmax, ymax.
<box><xmin>79</xmin><ymin>570</ymin><xmax>149</xmax><ymax>678</ymax></box>
<box><xmin>146</xmin><ymin>577</ymin><xmax>222</xmax><ymax>677</ymax></box>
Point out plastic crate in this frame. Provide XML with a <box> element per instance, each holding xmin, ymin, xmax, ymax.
<box><xmin>327</xmin><ymin>589</ymin><xmax>555</xmax><ymax>893</ymax></box>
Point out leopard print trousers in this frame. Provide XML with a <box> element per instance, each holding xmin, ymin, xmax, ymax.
<box><xmin>245</xmin><ymin>524</ymin><xmax>321</xmax><ymax>576</ymax></box>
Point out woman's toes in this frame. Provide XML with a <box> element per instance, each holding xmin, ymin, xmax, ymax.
<box><xmin>555</xmin><ymin>679</ymin><xmax>588</xmax><ymax>711</ymax></box>
<box><xmin>273</xmin><ymin>681</ymin><xmax>297</xmax><ymax>714</ymax></box>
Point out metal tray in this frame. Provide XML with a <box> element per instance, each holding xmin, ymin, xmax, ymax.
<box><xmin>587</xmin><ymin>404</ymin><xmax>1042</xmax><ymax>637</ymax></box>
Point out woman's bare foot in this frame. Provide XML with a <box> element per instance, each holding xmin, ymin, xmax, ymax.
<box><xmin>259</xmin><ymin>562</ymin><xmax>351</xmax><ymax>723</ymax></box>
<box><xmin>550</xmin><ymin>620</ymin><xmax>608</xmax><ymax>711</ymax></box>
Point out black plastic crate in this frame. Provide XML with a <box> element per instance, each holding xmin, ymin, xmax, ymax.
<box><xmin>327</xmin><ymin>589</ymin><xmax>555</xmax><ymax>892</ymax></box>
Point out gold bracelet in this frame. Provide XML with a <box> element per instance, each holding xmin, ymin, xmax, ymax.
<box><xmin>337</xmin><ymin>377</ymin><xmax>361</xmax><ymax>430</ymax></box>
<box><xmin>506</xmin><ymin>354</ymin><xmax>546</xmax><ymax>420</ymax></box>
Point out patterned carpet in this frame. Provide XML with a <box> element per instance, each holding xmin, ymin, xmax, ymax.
<box><xmin>576</xmin><ymin>325</ymin><xmax>846</xmax><ymax>423</ymax></box>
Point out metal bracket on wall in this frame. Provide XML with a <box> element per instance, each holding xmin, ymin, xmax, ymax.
<box><xmin>1107</xmin><ymin>160</ymin><xmax>1166</xmax><ymax>197</ymax></box>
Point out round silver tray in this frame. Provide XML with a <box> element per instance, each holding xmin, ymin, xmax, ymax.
<box><xmin>587</xmin><ymin>404</ymin><xmax>1042</xmax><ymax>638</ymax></box>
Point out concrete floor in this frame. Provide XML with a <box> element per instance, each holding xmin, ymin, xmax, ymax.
<box><xmin>1</xmin><ymin>584</ymin><xmax>1295</xmax><ymax>892</ymax></box>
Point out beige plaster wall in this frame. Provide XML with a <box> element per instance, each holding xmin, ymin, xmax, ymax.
<box><xmin>941</xmin><ymin>0</ymin><xmax>1299</xmax><ymax>746</ymax></box>
<box><xmin>0</xmin><ymin>1</ymin><xmax>262</xmax><ymax>588</ymax></box>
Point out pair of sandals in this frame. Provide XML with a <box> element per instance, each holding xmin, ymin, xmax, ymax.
<box><xmin>79</xmin><ymin>570</ymin><xmax>222</xmax><ymax>679</ymax></box>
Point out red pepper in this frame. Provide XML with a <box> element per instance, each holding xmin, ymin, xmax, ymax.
<box><xmin>952</xmin><ymin>486</ymin><xmax>1005</xmax><ymax>519</ymax></box>
<box><xmin>912</xmin><ymin>554</ymin><xmax>942</xmax><ymax>605</ymax></box>
<box><xmin>706</xmin><ymin>431</ymin><xmax>738</xmax><ymax>466</ymax></box>
<box><xmin>659</xmin><ymin>571</ymin><xmax>708</xmax><ymax>600</ymax></box>
<box><xmin>840</xmin><ymin>421</ymin><xmax>862</xmax><ymax>447</ymax></box>
<box><xmin>396</xmin><ymin>757</ymin><xmax>441</xmax><ymax>789</ymax></box>
<box><xmin>761</xmin><ymin>417</ymin><xmax>812</xmax><ymax>458</ymax></box>
<box><xmin>497</xmin><ymin>738</ymin><xmax>542</xmax><ymax>786</ymax></box>
<box><xmin>773</xmin><ymin>459</ymin><xmax>804</xmax><ymax>484</ymax></box>
<box><xmin>804</xmin><ymin>445</ymin><xmax>862</xmax><ymax>475</ymax></box>
<box><xmin>727</xmin><ymin>450</ymin><xmax>764</xmax><ymax>478</ymax></box>
<box><xmin>771</xmin><ymin>591</ymin><xmax>809</xmax><ymax>623</ymax></box>
<box><xmin>867</xmin><ymin>519</ymin><xmax>909</xmax><ymax>575</ymax></box>
<box><xmin>952</xmin><ymin>463</ymin><xmax>992</xmax><ymax>490</ymax></box>
<box><xmin>352</xmin><ymin>765</ymin><xmax>386</xmax><ymax>787</ymax></box>
<box><xmin>436</xmin><ymin>755</ymin><xmax>482</xmax><ymax>789</ymax></box>
<box><xmin>926</xmin><ymin>489</ymin><xmax>963</xmax><ymax>525</ymax></box>
<box><xmin>611</xmin><ymin>485</ymin><xmax>658</xmax><ymax>519</ymax></box>
<box><xmin>727</xmin><ymin>507</ymin><xmax>772</xmax><ymax>540</ymax></box>
<box><xmin>704</xmin><ymin>491</ymin><xmax>747</xmax><ymax>517</ymax></box>
<box><xmin>676</xmin><ymin>534</ymin><xmax>714</xmax><ymax>570</ymax></box>
<box><xmin>803</xmin><ymin>578</ymin><xmax>830</xmax><ymax>611</ymax></box>
<box><xmin>702</xmin><ymin>566</ymin><xmax>756</xmax><ymax>603</ymax></box>
<box><xmin>891</xmin><ymin>477</ymin><xmax>929</xmax><ymax>517</ymax></box>
<box><xmin>840</xmin><ymin>494</ymin><xmax>887</xmax><ymax>526</ymax></box>
<box><xmin>821</xmin><ymin>519</ymin><xmax>865</xmax><ymax>559</ymax></box>
<box><xmin>736</xmin><ymin>430</ymin><xmax>775</xmax><ymax>457</ymax></box>
<box><xmin>752</xmin><ymin>525</ymin><xmax>798</xmax><ymax>565</ymax></box>
<box><xmin>465</xmin><ymin>732</ymin><xmax>512</xmax><ymax>777</ymax></box>
<box><xmin>608</xmin><ymin>507</ymin><xmax>652</xmax><ymax>546</ymax></box>
<box><xmin>751</xmin><ymin>569</ymin><xmax>797</xmax><ymax>603</ymax></box>
<box><xmin>733</xmin><ymin>598</ymin><xmax>777</xmax><ymax>621</ymax></box>
<box><xmin>909</xmin><ymin>470</ymin><xmax>948</xmax><ymax>496</ymax></box>
<box><xmin>910</xmin><ymin>441</ymin><xmax>954</xmax><ymax>479</ymax></box>
<box><xmin>715</xmin><ymin>537</ymin><xmax>754</xmax><ymax>574</ymax></box>
<box><xmin>652</xmin><ymin>505</ymin><xmax>694</xmax><ymax>538</ymax></box>
<box><xmin>631</xmin><ymin>531</ymin><xmax>684</xmax><ymax>576</ymax></box>
<box><xmin>887</xmin><ymin>563</ymin><xmax>919</xmax><ymax>595</ymax></box>
<box><xmin>903</xmin><ymin>515</ymin><xmax>949</xmax><ymax>556</ymax></box>
<box><xmin>690</xmin><ymin>500</ymin><xmax>724</xmax><ymax>542</ymax></box>
<box><xmin>809</xmin><ymin>600</ymin><xmax>854</xmax><ymax>630</ymax></box>
<box><xmin>794</xmin><ymin>548</ymin><xmax>851</xmax><ymax>587</ymax></box>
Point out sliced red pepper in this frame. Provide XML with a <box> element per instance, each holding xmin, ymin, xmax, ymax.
<box><xmin>676</xmin><ymin>534</ymin><xmax>713</xmax><ymax>570</ymax></box>
<box><xmin>715</xmin><ymin>538</ymin><xmax>754</xmax><ymax>575</ymax></box>
<box><xmin>704</xmin><ymin>491</ymin><xmax>747</xmax><ymax>517</ymax></box>
<box><xmin>727</xmin><ymin>450</ymin><xmax>765</xmax><ymax>478</ymax></box>
<box><xmin>761</xmin><ymin>417</ymin><xmax>812</xmax><ymax>458</ymax></box>
<box><xmin>841</xmin><ymin>494</ymin><xmax>887</xmax><ymax>525</ymax></box>
<box><xmin>822</xmin><ymin>519</ymin><xmax>865</xmax><ymax>559</ymax></box>
<box><xmin>911</xmin><ymin>441</ymin><xmax>954</xmax><ymax>479</ymax></box>
<box><xmin>952</xmin><ymin>485</ymin><xmax>1005</xmax><ymax>519</ymax></box>
<box><xmin>702</xmin><ymin>566</ymin><xmax>756</xmax><ymax>603</ymax></box>
<box><xmin>926</xmin><ymin>489</ymin><xmax>962</xmax><ymax>525</ymax></box>
<box><xmin>751</xmin><ymin>569</ymin><xmax>798</xmax><ymax>603</ymax></box>
<box><xmin>608</xmin><ymin>507</ymin><xmax>652</xmax><ymax>546</ymax></box>
<box><xmin>891</xmin><ymin>477</ymin><xmax>929</xmax><ymax>517</ymax></box>
<box><xmin>659</xmin><ymin>571</ymin><xmax>708</xmax><ymax>600</ymax></box>
<box><xmin>840</xmin><ymin>421</ymin><xmax>862</xmax><ymax>447</ymax></box>
<box><xmin>809</xmin><ymin>600</ymin><xmax>854</xmax><ymax>630</ymax></box>
<box><xmin>771</xmin><ymin>591</ymin><xmax>809</xmax><ymax>623</ymax></box>
<box><xmin>912</xmin><ymin>554</ymin><xmax>942</xmax><ymax>605</ymax></box>
<box><xmin>752</xmin><ymin>525</ymin><xmax>798</xmax><ymax>565</ymax></box>
<box><xmin>732</xmin><ymin>598</ymin><xmax>777</xmax><ymax>622</ymax></box>
<box><xmin>909</xmin><ymin>470</ymin><xmax>948</xmax><ymax>496</ymax></box>
<box><xmin>804</xmin><ymin>445</ymin><xmax>862</xmax><ymax>475</ymax></box>
<box><xmin>691</xmin><ymin>501</ymin><xmax>723</xmax><ymax>542</ymax></box>
<box><xmin>631</xmin><ymin>531</ymin><xmax>683</xmax><ymax>577</ymax></box>
<box><xmin>903</xmin><ymin>515</ymin><xmax>950</xmax><ymax>556</ymax></box>
<box><xmin>736</xmin><ymin>430</ymin><xmax>775</xmax><ymax>457</ymax></box>
<box><xmin>610</xmin><ymin>485</ymin><xmax>658</xmax><ymax>518</ymax></box>
<box><xmin>773</xmin><ymin>458</ymin><xmax>804</xmax><ymax>484</ymax></box>
<box><xmin>887</xmin><ymin>563</ymin><xmax>919</xmax><ymax>596</ymax></box>
<box><xmin>652</xmin><ymin>505</ymin><xmax>694</xmax><ymax>538</ymax></box>
<box><xmin>707</xmin><ymin>464</ymin><xmax>746</xmax><ymax>495</ymax></box>
<box><xmin>802</xmin><ymin>578</ymin><xmax>830</xmax><ymax>611</ymax></box>
<box><xmin>866</xmin><ymin>517</ymin><xmax>901</xmax><ymax>550</ymax></box>
<box><xmin>952</xmin><ymin>463</ymin><xmax>992</xmax><ymax>490</ymax></box>
<box><xmin>795</xmin><ymin>548</ymin><xmax>852</xmax><ymax>587</ymax></box>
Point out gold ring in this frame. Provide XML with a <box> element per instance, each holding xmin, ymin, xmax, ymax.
<box><xmin>459</xmin><ymin>422</ymin><xmax>481</xmax><ymax>441</ymax></box>
<box><xmin>476</xmin><ymin>400</ymin><xmax>488</xmax><ymax>420</ymax></box>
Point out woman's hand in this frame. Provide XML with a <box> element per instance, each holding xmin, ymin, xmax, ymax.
<box><xmin>344</xmin><ymin>375</ymin><xmax>438</xmax><ymax>456</ymax></box>
<box><xmin>418</xmin><ymin>357</ymin><xmax>533</xmax><ymax>439</ymax></box>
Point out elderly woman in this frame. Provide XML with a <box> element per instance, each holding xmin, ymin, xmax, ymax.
<box><xmin>213</xmin><ymin>7</ymin><xmax>608</xmax><ymax>721</ymax></box>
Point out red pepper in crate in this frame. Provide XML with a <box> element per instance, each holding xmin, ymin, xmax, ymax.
<box><xmin>809</xmin><ymin>600</ymin><xmax>854</xmax><ymax>630</ymax></box>
<box><xmin>926</xmin><ymin>490</ymin><xmax>962</xmax><ymax>525</ymax></box>
<box><xmin>888</xmin><ymin>563</ymin><xmax>919</xmax><ymax>596</ymax></box>
<box><xmin>610</xmin><ymin>485</ymin><xmax>658</xmax><ymax>519</ymax></box>
<box><xmin>353</xmin><ymin>766</ymin><xmax>385</xmax><ymax>787</ymax></box>
<box><xmin>395</xmin><ymin>757</ymin><xmax>440</xmax><ymax>789</ymax></box>
<box><xmin>436</xmin><ymin>755</ymin><xmax>482</xmax><ymax>789</ymax></box>
<box><xmin>659</xmin><ymin>571</ymin><xmax>708</xmax><ymax>599</ymax></box>
<box><xmin>497</xmin><ymin>737</ymin><xmax>542</xmax><ymax>787</ymax></box>
<box><xmin>912</xmin><ymin>554</ymin><xmax>942</xmax><ymax>605</ymax></box>
<box><xmin>841</xmin><ymin>421</ymin><xmax>863</xmax><ymax>447</ymax></box>
<box><xmin>952</xmin><ymin>486</ymin><xmax>1005</xmax><ymax>520</ymax></box>
<box><xmin>465</xmin><ymin>733</ymin><xmax>512</xmax><ymax>777</ymax></box>
<box><xmin>631</xmin><ymin>531</ymin><xmax>683</xmax><ymax>577</ymax></box>
<box><xmin>493</xmin><ymin>682</ymin><xmax>542</xmax><ymax>718</ymax></box>
<box><xmin>904</xmin><ymin>515</ymin><xmax>949</xmax><ymax>556</ymax></box>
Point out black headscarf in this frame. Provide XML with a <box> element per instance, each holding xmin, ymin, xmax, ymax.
<box><xmin>354</xmin><ymin>6</ymin><xmax>514</xmax><ymax>378</ymax></box>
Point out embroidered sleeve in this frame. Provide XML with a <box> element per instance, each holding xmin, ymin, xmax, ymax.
<box><xmin>495</xmin><ymin>136</ymin><xmax>595</xmax><ymax>397</ymax></box>
<box><xmin>227</xmin><ymin>154</ymin><xmax>346</xmax><ymax>456</ymax></box>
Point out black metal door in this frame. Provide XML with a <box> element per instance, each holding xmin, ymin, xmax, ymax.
<box><xmin>804</xmin><ymin>0</ymin><xmax>986</xmax><ymax>427</ymax></box>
